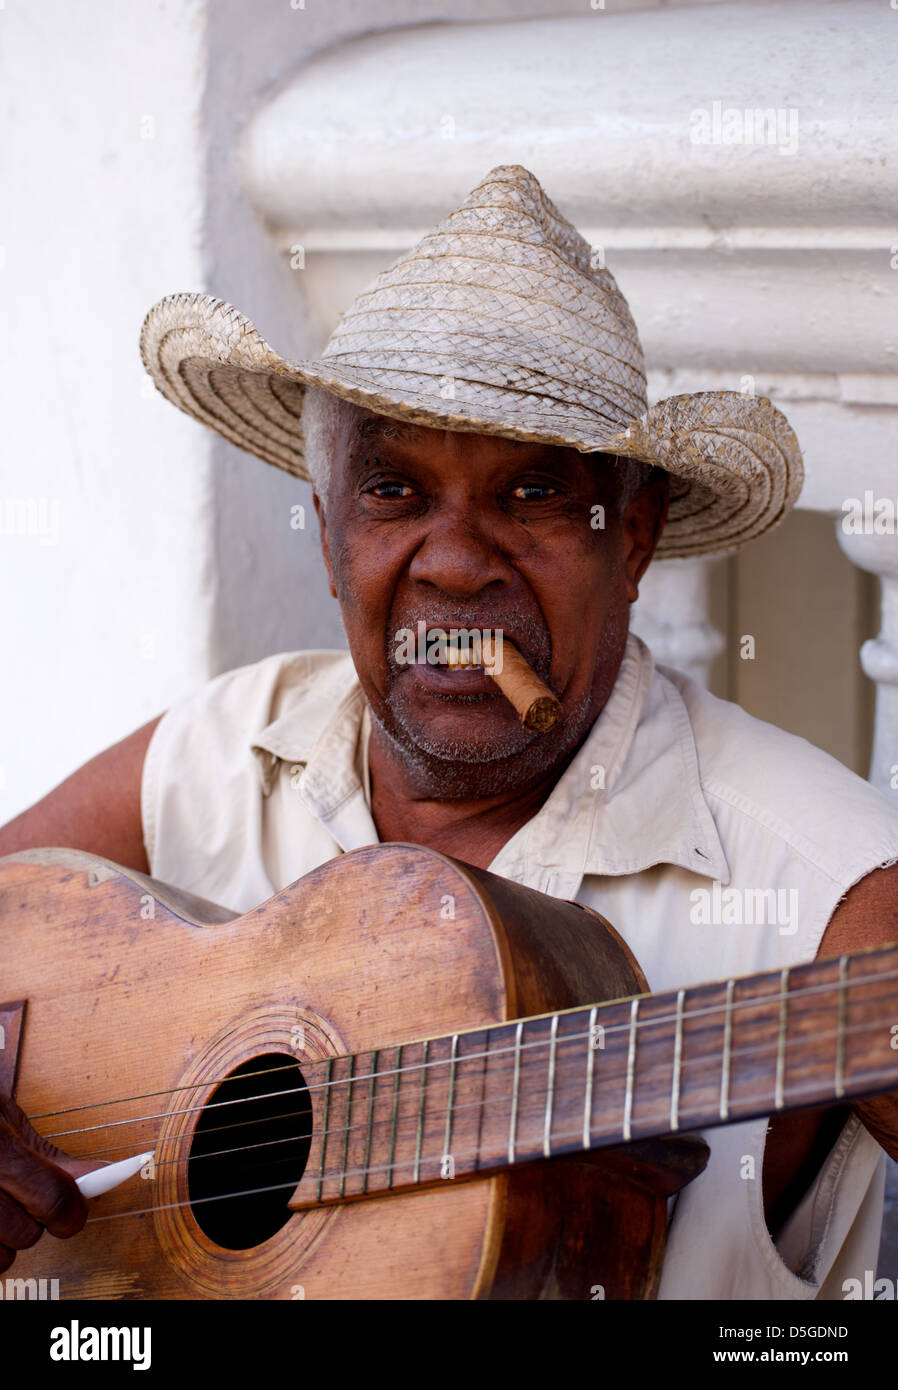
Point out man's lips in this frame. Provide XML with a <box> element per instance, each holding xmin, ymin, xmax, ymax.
<box><xmin>415</xmin><ymin>624</ymin><xmax>544</xmax><ymax>665</ymax></box>
<box><xmin>409</xmin><ymin>660</ymin><xmax>499</xmax><ymax>696</ymax></box>
<box><xmin>392</xmin><ymin>623</ymin><xmax>550</xmax><ymax>699</ymax></box>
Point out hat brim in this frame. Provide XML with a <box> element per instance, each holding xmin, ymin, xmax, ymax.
<box><xmin>141</xmin><ymin>292</ymin><xmax>803</xmax><ymax>559</ymax></box>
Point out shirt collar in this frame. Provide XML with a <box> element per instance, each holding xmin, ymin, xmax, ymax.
<box><xmin>251</xmin><ymin>655</ymin><xmax>378</xmax><ymax>852</ymax></box>
<box><xmin>249</xmin><ymin>636</ymin><xmax>729</xmax><ymax>887</ymax></box>
<box><xmin>487</xmin><ymin>633</ymin><xmax>729</xmax><ymax>895</ymax></box>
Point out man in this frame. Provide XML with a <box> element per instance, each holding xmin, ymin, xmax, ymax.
<box><xmin>2</xmin><ymin>166</ymin><xmax>898</xmax><ymax>1298</ymax></box>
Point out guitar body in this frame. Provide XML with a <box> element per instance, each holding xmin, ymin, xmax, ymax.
<box><xmin>0</xmin><ymin>843</ymin><xmax>707</xmax><ymax>1300</ymax></box>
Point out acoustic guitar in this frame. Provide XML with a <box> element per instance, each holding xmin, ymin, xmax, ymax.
<box><xmin>2</xmin><ymin>843</ymin><xmax>896</xmax><ymax>1300</ymax></box>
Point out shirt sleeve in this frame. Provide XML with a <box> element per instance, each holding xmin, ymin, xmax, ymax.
<box><xmin>140</xmin><ymin>653</ymin><xmax>302</xmax><ymax>909</ymax></box>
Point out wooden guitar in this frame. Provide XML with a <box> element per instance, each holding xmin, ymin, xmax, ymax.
<box><xmin>2</xmin><ymin>842</ymin><xmax>897</xmax><ymax>1300</ymax></box>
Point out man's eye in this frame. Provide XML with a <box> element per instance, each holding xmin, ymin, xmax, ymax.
<box><xmin>366</xmin><ymin>481</ymin><xmax>414</xmax><ymax>499</ymax></box>
<box><xmin>511</xmin><ymin>483</ymin><xmax>557</xmax><ymax>500</ymax></box>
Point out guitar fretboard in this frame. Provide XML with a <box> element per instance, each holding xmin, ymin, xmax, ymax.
<box><xmin>290</xmin><ymin>941</ymin><xmax>898</xmax><ymax>1208</ymax></box>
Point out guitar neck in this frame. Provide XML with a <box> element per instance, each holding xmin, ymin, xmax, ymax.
<box><xmin>303</xmin><ymin>941</ymin><xmax>898</xmax><ymax>1205</ymax></box>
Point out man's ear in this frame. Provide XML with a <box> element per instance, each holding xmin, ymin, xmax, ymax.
<box><xmin>623</xmin><ymin>473</ymin><xmax>670</xmax><ymax>603</ymax></box>
<box><xmin>312</xmin><ymin>493</ymin><xmax>338</xmax><ymax>600</ymax></box>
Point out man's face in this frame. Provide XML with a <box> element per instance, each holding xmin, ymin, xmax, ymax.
<box><xmin>314</xmin><ymin>408</ymin><xmax>667</xmax><ymax>798</ymax></box>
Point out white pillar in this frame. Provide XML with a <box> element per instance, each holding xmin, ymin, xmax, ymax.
<box><xmin>630</xmin><ymin>558</ymin><xmax>725</xmax><ymax>688</ymax></box>
<box><xmin>837</xmin><ymin>527</ymin><xmax>898</xmax><ymax>802</ymax></box>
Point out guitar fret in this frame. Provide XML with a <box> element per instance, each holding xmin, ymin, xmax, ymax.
<box><xmin>582</xmin><ymin>1004</ymin><xmax>598</xmax><ymax>1149</ymax></box>
<box><xmin>298</xmin><ymin>941</ymin><xmax>896</xmax><ymax>1208</ymax></box>
<box><xmin>338</xmin><ymin>1053</ymin><xmax>354</xmax><ymax>1199</ymax></box>
<box><xmin>774</xmin><ymin>967</ymin><xmax>789</xmax><ymax>1110</ymax></box>
<box><xmin>720</xmin><ymin>979</ymin><xmax>734</xmax><ymax>1121</ymax></box>
<box><xmin>387</xmin><ymin>1043</ymin><xmax>401</xmax><ymax>1190</ymax></box>
<box><xmin>361</xmin><ymin>1048</ymin><xmax>377</xmax><ymax>1194</ymax></box>
<box><xmin>543</xmin><ymin>1014</ymin><xmax>559</xmax><ymax>1158</ymax></box>
<box><xmin>316</xmin><ymin>1055</ymin><xmax>333</xmax><ymax>1202</ymax></box>
<box><xmin>508</xmin><ymin>1020</ymin><xmax>524</xmax><ymax>1164</ymax></box>
<box><xmin>442</xmin><ymin>1034</ymin><xmax>458</xmax><ymax>1164</ymax></box>
<box><xmin>835</xmin><ymin>956</ymin><xmax>848</xmax><ymax>1099</ymax></box>
<box><xmin>623</xmin><ymin>998</ymin><xmax>639</xmax><ymax>1141</ymax></box>
<box><xmin>670</xmin><ymin>989</ymin><xmax>685</xmax><ymax>1132</ymax></box>
<box><xmin>413</xmin><ymin>1039</ymin><xmax>428</xmax><ymax>1183</ymax></box>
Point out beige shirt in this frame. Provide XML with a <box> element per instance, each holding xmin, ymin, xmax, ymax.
<box><xmin>142</xmin><ymin>633</ymin><xmax>898</xmax><ymax>1300</ymax></box>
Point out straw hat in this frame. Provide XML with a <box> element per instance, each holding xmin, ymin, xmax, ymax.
<box><xmin>140</xmin><ymin>164</ymin><xmax>802</xmax><ymax>558</ymax></box>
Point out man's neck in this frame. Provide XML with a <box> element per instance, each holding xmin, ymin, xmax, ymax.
<box><xmin>367</xmin><ymin>730</ymin><xmax>585</xmax><ymax>872</ymax></box>
<box><xmin>364</xmin><ymin>632</ymin><xmax>631</xmax><ymax>871</ymax></box>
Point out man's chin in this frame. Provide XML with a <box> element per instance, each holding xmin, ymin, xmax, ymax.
<box><xmin>369</xmin><ymin>692</ymin><xmax>588</xmax><ymax>799</ymax></box>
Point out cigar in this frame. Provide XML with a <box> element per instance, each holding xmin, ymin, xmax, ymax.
<box><xmin>448</xmin><ymin>634</ymin><xmax>561</xmax><ymax>733</ymax></box>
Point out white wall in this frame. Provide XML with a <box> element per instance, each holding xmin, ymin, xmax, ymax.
<box><xmin>3</xmin><ymin>0</ymin><xmax>890</xmax><ymax>821</ymax></box>
<box><xmin>0</xmin><ymin>0</ymin><xmax>598</xmax><ymax>819</ymax></box>
<box><xmin>3</xmin><ymin>0</ymin><xmax>897</xmax><ymax>1280</ymax></box>
<box><xmin>0</xmin><ymin>0</ymin><xmax>212</xmax><ymax>819</ymax></box>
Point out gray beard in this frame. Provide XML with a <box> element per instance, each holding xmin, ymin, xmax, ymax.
<box><xmin>368</xmin><ymin>607</ymin><xmax>629</xmax><ymax>801</ymax></box>
<box><xmin>368</xmin><ymin>691</ymin><xmax>596</xmax><ymax>800</ymax></box>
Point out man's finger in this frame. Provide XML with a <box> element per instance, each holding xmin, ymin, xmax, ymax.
<box><xmin>0</xmin><ymin>1187</ymin><xmax>43</xmax><ymax>1250</ymax></box>
<box><xmin>0</xmin><ymin>1119</ymin><xmax>87</xmax><ymax>1237</ymax></box>
<box><xmin>0</xmin><ymin>1093</ymin><xmax>73</xmax><ymax>1168</ymax></box>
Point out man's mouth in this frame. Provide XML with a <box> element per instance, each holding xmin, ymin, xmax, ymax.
<box><xmin>435</xmin><ymin>639</ymin><xmax>484</xmax><ymax>671</ymax></box>
<box><xmin>393</xmin><ymin>624</ymin><xmax>508</xmax><ymax>696</ymax></box>
<box><xmin>422</xmin><ymin>636</ymin><xmax>489</xmax><ymax>693</ymax></box>
<box><xmin>411</xmin><ymin>660</ymin><xmax>497</xmax><ymax>696</ymax></box>
<box><xmin>388</xmin><ymin>619</ymin><xmax>556</xmax><ymax>725</ymax></box>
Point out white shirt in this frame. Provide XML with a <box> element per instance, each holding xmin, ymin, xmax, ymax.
<box><xmin>141</xmin><ymin>633</ymin><xmax>898</xmax><ymax>1299</ymax></box>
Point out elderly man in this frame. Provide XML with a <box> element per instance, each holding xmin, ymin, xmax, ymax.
<box><xmin>2</xmin><ymin>166</ymin><xmax>898</xmax><ymax>1300</ymax></box>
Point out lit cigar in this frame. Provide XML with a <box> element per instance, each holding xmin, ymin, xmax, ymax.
<box><xmin>447</xmin><ymin>634</ymin><xmax>561</xmax><ymax>733</ymax></box>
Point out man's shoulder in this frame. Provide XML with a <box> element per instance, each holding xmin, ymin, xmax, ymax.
<box><xmin>166</xmin><ymin>649</ymin><xmax>357</xmax><ymax>726</ymax></box>
<box><xmin>656</xmin><ymin>660</ymin><xmax>898</xmax><ymax>878</ymax></box>
<box><xmin>146</xmin><ymin>648</ymin><xmax>360</xmax><ymax>785</ymax></box>
<box><xmin>142</xmin><ymin>650</ymin><xmax>360</xmax><ymax>874</ymax></box>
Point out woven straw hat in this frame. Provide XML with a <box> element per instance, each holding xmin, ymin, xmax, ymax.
<box><xmin>140</xmin><ymin>164</ymin><xmax>803</xmax><ymax>558</ymax></box>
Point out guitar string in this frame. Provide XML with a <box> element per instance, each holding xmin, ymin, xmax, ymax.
<box><xmin>81</xmin><ymin>1054</ymin><xmax>898</xmax><ymax>1228</ymax></box>
<box><xmin>35</xmin><ymin>957</ymin><xmax>898</xmax><ymax>1122</ymax></box>
<box><xmin>48</xmin><ymin>1005</ymin><xmax>898</xmax><ymax>1169</ymax></box>
<box><xmin>41</xmin><ymin>980</ymin><xmax>898</xmax><ymax>1149</ymax></box>
<box><xmin>37</xmin><ymin>951</ymin><xmax>895</xmax><ymax>1124</ymax></box>
<box><xmin>45</xmin><ymin>995</ymin><xmax>898</xmax><ymax>1151</ymax></box>
<box><xmin>60</xmin><ymin>1003</ymin><xmax>898</xmax><ymax>1165</ymax></box>
<box><xmin>38</xmin><ymin>962</ymin><xmax>898</xmax><ymax>1142</ymax></box>
<box><xmin>105</xmin><ymin>1008</ymin><xmax>894</xmax><ymax>1175</ymax></box>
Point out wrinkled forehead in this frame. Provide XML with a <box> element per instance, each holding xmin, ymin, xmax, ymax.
<box><xmin>341</xmin><ymin>407</ymin><xmax>617</xmax><ymax>476</ymax></box>
<box><xmin>346</xmin><ymin>410</ymin><xmax>419</xmax><ymax>454</ymax></box>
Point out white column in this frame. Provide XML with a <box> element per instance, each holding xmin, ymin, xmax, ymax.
<box><xmin>837</xmin><ymin>527</ymin><xmax>898</xmax><ymax>803</ymax></box>
<box><xmin>630</xmin><ymin>558</ymin><xmax>724</xmax><ymax>688</ymax></box>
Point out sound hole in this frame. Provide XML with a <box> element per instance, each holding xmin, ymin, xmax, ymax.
<box><xmin>188</xmin><ymin>1052</ymin><xmax>313</xmax><ymax>1250</ymax></box>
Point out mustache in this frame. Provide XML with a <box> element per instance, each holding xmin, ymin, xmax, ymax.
<box><xmin>386</xmin><ymin>609</ymin><xmax>552</xmax><ymax>677</ymax></box>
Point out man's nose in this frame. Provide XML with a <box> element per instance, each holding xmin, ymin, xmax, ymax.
<box><xmin>407</xmin><ymin>508</ymin><xmax>511</xmax><ymax>597</ymax></box>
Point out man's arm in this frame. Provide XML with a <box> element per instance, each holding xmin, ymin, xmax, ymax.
<box><xmin>0</xmin><ymin>714</ymin><xmax>164</xmax><ymax>874</ymax></box>
<box><xmin>0</xmin><ymin>713</ymin><xmax>164</xmax><ymax>1269</ymax></box>
<box><xmin>816</xmin><ymin>859</ymin><xmax>898</xmax><ymax>1160</ymax></box>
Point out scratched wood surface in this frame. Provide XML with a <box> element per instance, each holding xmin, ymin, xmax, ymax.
<box><xmin>0</xmin><ymin>844</ymin><xmax>703</xmax><ymax>1300</ymax></box>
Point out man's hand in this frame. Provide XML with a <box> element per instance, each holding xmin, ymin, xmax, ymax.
<box><xmin>0</xmin><ymin>1094</ymin><xmax>90</xmax><ymax>1272</ymax></box>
